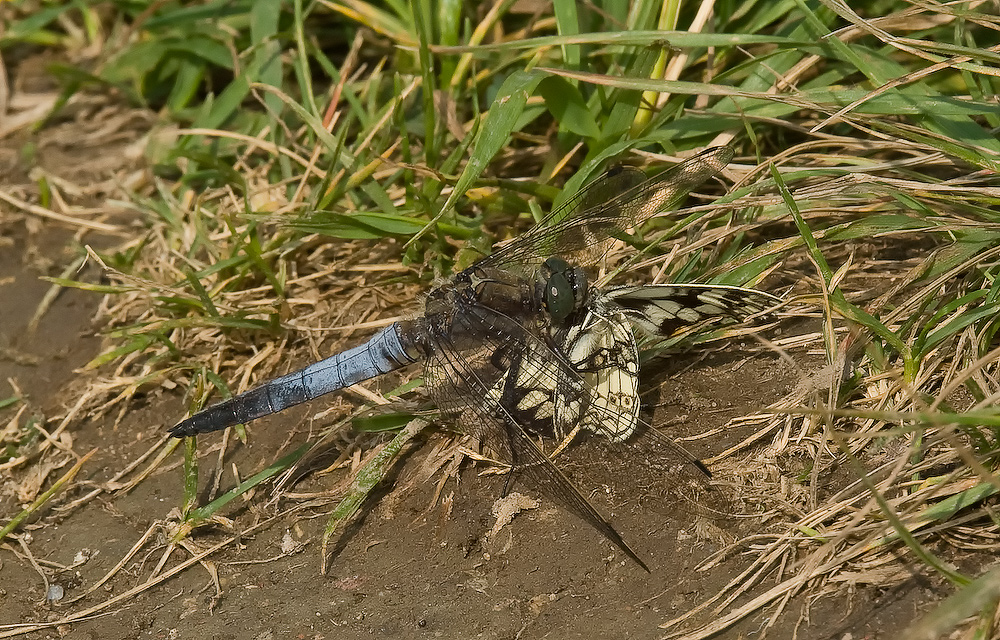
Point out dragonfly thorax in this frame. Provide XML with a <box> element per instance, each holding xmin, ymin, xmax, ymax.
<box><xmin>537</xmin><ymin>256</ymin><xmax>589</xmax><ymax>326</ymax></box>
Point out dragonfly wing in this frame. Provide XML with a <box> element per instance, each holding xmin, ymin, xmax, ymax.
<box><xmin>419</xmin><ymin>301</ymin><xmax>650</xmax><ymax>570</ymax></box>
<box><xmin>482</xmin><ymin>146</ymin><xmax>734</xmax><ymax>272</ymax></box>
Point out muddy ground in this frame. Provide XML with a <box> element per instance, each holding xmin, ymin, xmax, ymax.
<box><xmin>0</xmin><ymin>109</ymin><xmax>946</xmax><ymax>640</ymax></box>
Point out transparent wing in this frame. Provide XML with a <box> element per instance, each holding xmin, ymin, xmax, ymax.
<box><xmin>480</xmin><ymin>146</ymin><xmax>734</xmax><ymax>273</ymax></box>
<box><xmin>420</xmin><ymin>300</ymin><xmax>652</xmax><ymax>569</ymax></box>
<box><xmin>419</xmin><ymin>286</ymin><xmax>726</xmax><ymax>569</ymax></box>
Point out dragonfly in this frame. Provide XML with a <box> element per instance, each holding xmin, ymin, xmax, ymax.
<box><xmin>170</xmin><ymin>146</ymin><xmax>781</xmax><ymax>570</ymax></box>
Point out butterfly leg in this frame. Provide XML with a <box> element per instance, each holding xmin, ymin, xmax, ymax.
<box><xmin>548</xmin><ymin>424</ymin><xmax>582</xmax><ymax>460</ymax></box>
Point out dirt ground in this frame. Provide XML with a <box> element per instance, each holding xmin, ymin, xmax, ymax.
<box><xmin>0</xmin><ymin>110</ymin><xmax>948</xmax><ymax>640</ymax></box>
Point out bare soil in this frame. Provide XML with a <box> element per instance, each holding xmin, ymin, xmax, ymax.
<box><xmin>0</xmin><ymin>111</ymin><xmax>944</xmax><ymax>640</ymax></box>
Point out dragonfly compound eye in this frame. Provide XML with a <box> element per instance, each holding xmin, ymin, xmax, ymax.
<box><xmin>545</xmin><ymin>273</ymin><xmax>574</xmax><ymax>323</ymax></box>
<box><xmin>539</xmin><ymin>257</ymin><xmax>588</xmax><ymax>324</ymax></box>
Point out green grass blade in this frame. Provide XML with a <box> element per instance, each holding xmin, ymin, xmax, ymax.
<box><xmin>182</xmin><ymin>442</ymin><xmax>312</xmax><ymax>529</ymax></box>
<box><xmin>321</xmin><ymin>418</ymin><xmax>428</xmax><ymax>572</ymax></box>
<box><xmin>405</xmin><ymin>70</ymin><xmax>544</xmax><ymax>250</ymax></box>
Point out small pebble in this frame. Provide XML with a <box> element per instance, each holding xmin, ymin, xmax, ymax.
<box><xmin>46</xmin><ymin>584</ymin><xmax>64</xmax><ymax>602</ymax></box>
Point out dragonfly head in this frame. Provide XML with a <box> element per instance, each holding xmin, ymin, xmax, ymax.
<box><xmin>538</xmin><ymin>256</ymin><xmax>589</xmax><ymax>326</ymax></box>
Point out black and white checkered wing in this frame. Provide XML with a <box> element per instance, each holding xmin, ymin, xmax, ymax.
<box><xmin>604</xmin><ymin>284</ymin><xmax>781</xmax><ymax>339</ymax></box>
<box><xmin>553</xmin><ymin>308</ymin><xmax>640</xmax><ymax>443</ymax></box>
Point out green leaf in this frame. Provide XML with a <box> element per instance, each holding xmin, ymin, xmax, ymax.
<box><xmin>351</xmin><ymin>412</ymin><xmax>419</xmax><ymax>433</ymax></box>
<box><xmin>288</xmin><ymin>211</ymin><xmax>467</xmax><ymax>240</ymax></box>
<box><xmin>404</xmin><ymin>69</ymin><xmax>545</xmax><ymax>249</ymax></box>
<box><xmin>537</xmin><ymin>76</ymin><xmax>600</xmax><ymax>139</ymax></box>
<box><xmin>40</xmin><ymin>277</ymin><xmax>131</xmax><ymax>294</ymax></box>
<box><xmin>919</xmin><ymin>303</ymin><xmax>1000</xmax><ymax>359</ymax></box>
<box><xmin>184</xmin><ymin>443</ymin><xmax>312</xmax><ymax>526</ymax></box>
<box><xmin>321</xmin><ymin>419</ymin><xmax>429</xmax><ymax>569</ymax></box>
